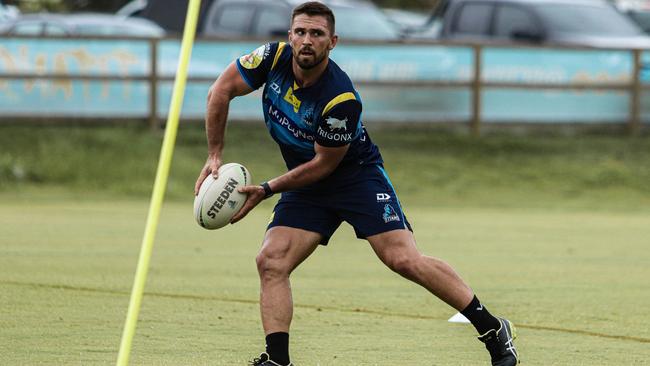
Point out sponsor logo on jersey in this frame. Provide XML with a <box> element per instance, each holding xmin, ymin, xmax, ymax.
<box><xmin>376</xmin><ymin>193</ymin><xmax>391</xmax><ymax>202</ymax></box>
<box><xmin>268</xmin><ymin>104</ymin><xmax>315</xmax><ymax>142</ymax></box>
<box><xmin>382</xmin><ymin>204</ymin><xmax>400</xmax><ymax>223</ymax></box>
<box><xmin>302</xmin><ymin>107</ymin><xmax>314</xmax><ymax>127</ymax></box>
<box><xmin>269</xmin><ymin>82</ymin><xmax>281</xmax><ymax>95</ymax></box>
<box><xmin>317</xmin><ymin>126</ymin><xmax>352</xmax><ymax>142</ymax></box>
<box><xmin>283</xmin><ymin>87</ymin><xmax>301</xmax><ymax>113</ymax></box>
<box><xmin>326</xmin><ymin>116</ymin><xmax>347</xmax><ymax>131</ymax></box>
<box><xmin>239</xmin><ymin>44</ymin><xmax>270</xmax><ymax>69</ymax></box>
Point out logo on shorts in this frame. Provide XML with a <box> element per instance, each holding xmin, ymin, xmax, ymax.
<box><xmin>376</xmin><ymin>193</ymin><xmax>391</xmax><ymax>202</ymax></box>
<box><xmin>382</xmin><ymin>204</ymin><xmax>400</xmax><ymax>223</ymax></box>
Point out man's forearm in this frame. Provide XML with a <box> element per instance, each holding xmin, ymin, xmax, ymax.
<box><xmin>267</xmin><ymin>149</ymin><xmax>346</xmax><ymax>194</ymax></box>
<box><xmin>205</xmin><ymin>88</ymin><xmax>231</xmax><ymax>157</ymax></box>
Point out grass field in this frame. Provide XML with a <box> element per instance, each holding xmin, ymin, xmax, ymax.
<box><xmin>1</xmin><ymin>125</ymin><xmax>650</xmax><ymax>365</ymax></box>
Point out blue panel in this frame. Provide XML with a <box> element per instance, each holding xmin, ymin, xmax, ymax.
<box><xmin>641</xmin><ymin>51</ymin><xmax>650</xmax><ymax>84</ymax></box>
<box><xmin>357</xmin><ymin>86</ymin><xmax>471</xmax><ymax>122</ymax></box>
<box><xmin>483</xmin><ymin>48</ymin><xmax>632</xmax><ymax>84</ymax></box>
<box><xmin>482</xmin><ymin>89</ymin><xmax>629</xmax><ymax>122</ymax></box>
<box><xmin>0</xmin><ymin>79</ymin><xmax>149</xmax><ymax>117</ymax></box>
<box><xmin>157</xmin><ymin>40</ymin><xmax>262</xmax><ymax>77</ymax></box>
<box><xmin>332</xmin><ymin>44</ymin><xmax>473</xmax><ymax>81</ymax></box>
<box><xmin>0</xmin><ymin>38</ymin><xmax>151</xmax><ymax>75</ymax></box>
<box><xmin>156</xmin><ymin>81</ymin><xmax>262</xmax><ymax>119</ymax></box>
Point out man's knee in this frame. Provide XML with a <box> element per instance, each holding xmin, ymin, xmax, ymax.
<box><xmin>384</xmin><ymin>252</ymin><xmax>420</xmax><ymax>278</ymax></box>
<box><xmin>256</xmin><ymin>241</ymin><xmax>291</xmax><ymax>280</ymax></box>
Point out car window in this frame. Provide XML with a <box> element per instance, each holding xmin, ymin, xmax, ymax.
<box><xmin>534</xmin><ymin>3</ymin><xmax>642</xmax><ymax>36</ymax></box>
<box><xmin>45</xmin><ymin>23</ymin><xmax>67</xmax><ymax>35</ymax></box>
<box><xmin>12</xmin><ymin>21</ymin><xmax>44</xmax><ymax>35</ymax></box>
<box><xmin>209</xmin><ymin>4</ymin><xmax>254</xmax><ymax>35</ymax></box>
<box><xmin>253</xmin><ymin>6</ymin><xmax>289</xmax><ymax>36</ymax></box>
<box><xmin>628</xmin><ymin>11</ymin><xmax>650</xmax><ymax>33</ymax></box>
<box><xmin>494</xmin><ymin>5</ymin><xmax>538</xmax><ymax>38</ymax></box>
<box><xmin>332</xmin><ymin>6</ymin><xmax>399</xmax><ymax>40</ymax></box>
<box><xmin>453</xmin><ymin>3</ymin><xmax>493</xmax><ymax>36</ymax></box>
<box><xmin>75</xmin><ymin>24</ymin><xmax>120</xmax><ymax>35</ymax></box>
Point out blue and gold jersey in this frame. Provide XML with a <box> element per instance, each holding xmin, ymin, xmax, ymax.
<box><xmin>235</xmin><ymin>42</ymin><xmax>382</xmax><ymax>186</ymax></box>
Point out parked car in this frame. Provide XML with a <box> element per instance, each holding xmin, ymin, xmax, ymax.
<box><xmin>613</xmin><ymin>0</ymin><xmax>650</xmax><ymax>34</ymax></box>
<box><xmin>0</xmin><ymin>2</ymin><xmax>19</xmax><ymax>22</ymax></box>
<box><xmin>626</xmin><ymin>9</ymin><xmax>650</xmax><ymax>33</ymax></box>
<box><xmin>407</xmin><ymin>0</ymin><xmax>650</xmax><ymax>48</ymax></box>
<box><xmin>0</xmin><ymin>13</ymin><xmax>165</xmax><ymax>37</ymax></box>
<box><xmin>135</xmin><ymin>0</ymin><xmax>401</xmax><ymax>40</ymax></box>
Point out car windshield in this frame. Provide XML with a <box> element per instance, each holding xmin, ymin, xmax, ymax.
<box><xmin>534</xmin><ymin>3</ymin><xmax>643</xmax><ymax>36</ymax></box>
<box><xmin>629</xmin><ymin>11</ymin><xmax>650</xmax><ymax>32</ymax></box>
<box><xmin>332</xmin><ymin>5</ymin><xmax>400</xmax><ymax>40</ymax></box>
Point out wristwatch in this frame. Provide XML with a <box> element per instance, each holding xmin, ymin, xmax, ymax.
<box><xmin>260</xmin><ymin>181</ymin><xmax>274</xmax><ymax>199</ymax></box>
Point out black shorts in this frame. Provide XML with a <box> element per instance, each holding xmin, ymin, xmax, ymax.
<box><xmin>267</xmin><ymin>164</ymin><xmax>412</xmax><ymax>245</ymax></box>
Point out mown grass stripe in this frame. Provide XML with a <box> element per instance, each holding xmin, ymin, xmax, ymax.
<box><xmin>4</xmin><ymin>280</ymin><xmax>649</xmax><ymax>345</ymax></box>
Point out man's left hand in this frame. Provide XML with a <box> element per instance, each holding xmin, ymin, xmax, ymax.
<box><xmin>230</xmin><ymin>185</ymin><xmax>267</xmax><ymax>224</ymax></box>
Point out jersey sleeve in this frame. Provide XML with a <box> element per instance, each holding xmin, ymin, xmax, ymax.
<box><xmin>315</xmin><ymin>94</ymin><xmax>361</xmax><ymax>147</ymax></box>
<box><xmin>235</xmin><ymin>42</ymin><xmax>281</xmax><ymax>90</ymax></box>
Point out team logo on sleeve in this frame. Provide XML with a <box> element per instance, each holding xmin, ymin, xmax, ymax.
<box><xmin>239</xmin><ymin>44</ymin><xmax>270</xmax><ymax>69</ymax></box>
<box><xmin>316</xmin><ymin>116</ymin><xmax>352</xmax><ymax>142</ymax></box>
<box><xmin>326</xmin><ymin>116</ymin><xmax>347</xmax><ymax>131</ymax></box>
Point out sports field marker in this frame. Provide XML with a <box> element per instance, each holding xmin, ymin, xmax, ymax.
<box><xmin>115</xmin><ymin>1</ymin><xmax>202</xmax><ymax>365</ymax></box>
<box><xmin>448</xmin><ymin>312</ymin><xmax>471</xmax><ymax>323</ymax></box>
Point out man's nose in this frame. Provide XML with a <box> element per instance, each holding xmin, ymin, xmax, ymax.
<box><xmin>303</xmin><ymin>33</ymin><xmax>312</xmax><ymax>44</ymax></box>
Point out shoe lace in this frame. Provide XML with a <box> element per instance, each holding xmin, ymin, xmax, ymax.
<box><xmin>249</xmin><ymin>354</ymin><xmax>267</xmax><ymax>366</ymax></box>
<box><xmin>504</xmin><ymin>336</ymin><xmax>516</xmax><ymax>355</ymax></box>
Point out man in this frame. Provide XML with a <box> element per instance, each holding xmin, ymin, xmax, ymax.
<box><xmin>194</xmin><ymin>2</ymin><xmax>519</xmax><ymax>365</ymax></box>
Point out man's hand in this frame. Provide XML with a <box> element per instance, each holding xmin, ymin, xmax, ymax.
<box><xmin>230</xmin><ymin>185</ymin><xmax>266</xmax><ymax>224</ymax></box>
<box><xmin>194</xmin><ymin>156</ymin><xmax>222</xmax><ymax>196</ymax></box>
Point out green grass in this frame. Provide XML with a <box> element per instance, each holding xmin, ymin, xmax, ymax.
<box><xmin>1</xmin><ymin>124</ymin><xmax>650</xmax><ymax>364</ymax></box>
<box><xmin>1</xmin><ymin>197</ymin><xmax>649</xmax><ymax>365</ymax></box>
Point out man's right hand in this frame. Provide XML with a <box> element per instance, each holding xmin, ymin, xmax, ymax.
<box><xmin>194</xmin><ymin>156</ymin><xmax>222</xmax><ymax>196</ymax></box>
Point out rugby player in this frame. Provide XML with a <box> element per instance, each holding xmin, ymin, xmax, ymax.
<box><xmin>195</xmin><ymin>2</ymin><xmax>519</xmax><ymax>365</ymax></box>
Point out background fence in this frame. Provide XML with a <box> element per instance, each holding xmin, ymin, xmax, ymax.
<box><xmin>1</xmin><ymin>35</ymin><xmax>649</xmax><ymax>134</ymax></box>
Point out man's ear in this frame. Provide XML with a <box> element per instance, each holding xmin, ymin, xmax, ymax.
<box><xmin>329</xmin><ymin>35</ymin><xmax>338</xmax><ymax>50</ymax></box>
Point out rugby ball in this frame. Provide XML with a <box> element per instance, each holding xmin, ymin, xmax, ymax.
<box><xmin>194</xmin><ymin>163</ymin><xmax>251</xmax><ymax>230</ymax></box>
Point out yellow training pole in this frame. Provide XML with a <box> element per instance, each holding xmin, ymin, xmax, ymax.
<box><xmin>116</xmin><ymin>1</ymin><xmax>202</xmax><ymax>365</ymax></box>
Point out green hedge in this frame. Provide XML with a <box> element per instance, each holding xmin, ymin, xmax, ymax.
<box><xmin>1</xmin><ymin>123</ymin><xmax>649</xmax><ymax>209</ymax></box>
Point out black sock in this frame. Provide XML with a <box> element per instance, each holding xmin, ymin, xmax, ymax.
<box><xmin>460</xmin><ymin>295</ymin><xmax>501</xmax><ymax>335</ymax></box>
<box><xmin>265</xmin><ymin>332</ymin><xmax>290</xmax><ymax>365</ymax></box>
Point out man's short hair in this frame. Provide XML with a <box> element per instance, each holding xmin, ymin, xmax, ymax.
<box><xmin>291</xmin><ymin>1</ymin><xmax>336</xmax><ymax>35</ymax></box>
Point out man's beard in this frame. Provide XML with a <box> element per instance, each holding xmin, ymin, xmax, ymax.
<box><xmin>295</xmin><ymin>51</ymin><xmax>327</xmax><ymax>70</ymax></box>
